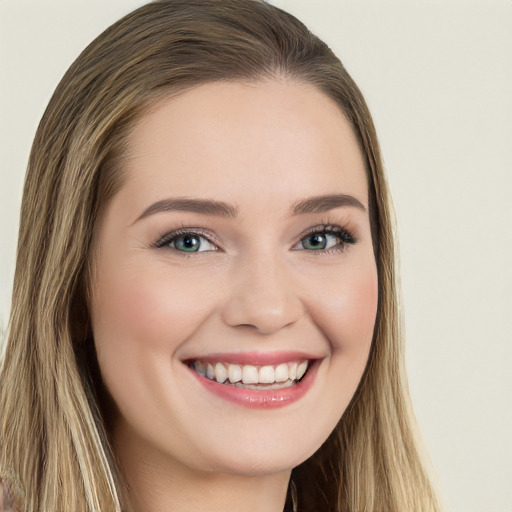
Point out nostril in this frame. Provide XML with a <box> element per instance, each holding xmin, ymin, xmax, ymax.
<box><xmin>221</xmin><ymin>294</ymin><xmax>304</xmax><ymax>335</ymax></box>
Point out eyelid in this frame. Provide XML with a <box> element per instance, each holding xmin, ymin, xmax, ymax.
<box><xmin>152</xmin><ymin>223</ymin><xmax>358</xmax><ymax>254</ymax></box>
<box><xmin>292</xmin><ymin>224</ymin><xmax>358</xmax><ymax>252</ymax></box>
<box><xmin>152</xmin><ymin>227</ymin><xmax>221</xmax><ymax>251</ymax></box>
<box><xmin>296</xmin><ymin>223</ymin><xmax>356</xmax><ymax>240</ymax></box>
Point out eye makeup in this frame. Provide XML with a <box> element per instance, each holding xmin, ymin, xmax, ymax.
<box><xmin>152</xmin><ymin>227</ymin><xmax>220</xmax><ymax>253</ymax></box>
<box><xmin>151</xmin><ymin>221</ymin><xmax>358</xmax><ymax>256</ymax></box>
<box><xmin>292</xmin><ymin>224</ymin><xmax>357</xmax><ymax>254</ymax></box>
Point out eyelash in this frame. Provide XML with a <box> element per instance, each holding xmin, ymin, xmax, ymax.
<box><xmin>152</xmin><ymin>224</ymin><xmax>358</xmax><ymax>255</ymax></box>
<box><xmin>153</xmin><ymin>227</ymin><xmax>219</xmax><ymax>254</ymax></box>
<box><xmin>295</xmin><ymin>224</ymin><xmax>357</xmax><ymax>254</ymax></box>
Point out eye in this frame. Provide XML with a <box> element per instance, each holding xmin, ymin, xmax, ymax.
<box><xmin>154</xmin><ymin>230</ymin><xmax>218</xmax><ymax>253</ymax></box>
<box><xmin>293</xmin><ymin>226</ymin><xmax>356</xmax><ymax>253</ymax></box>
<box><xmin>301</xmin><ymin>233</ymin><xmax>338</xmax><ymax>251</ymax></box>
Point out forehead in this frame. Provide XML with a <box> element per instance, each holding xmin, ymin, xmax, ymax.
<box><xmin>120</xmin><ymin>80</ymin><xmax>368</xmax><ymax>214</ymax></box>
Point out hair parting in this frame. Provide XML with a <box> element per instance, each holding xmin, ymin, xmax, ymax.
<box><xmin>0</xmin><ymin>1</ymin><xmax>441</xmax><ymax>510</ymax></box>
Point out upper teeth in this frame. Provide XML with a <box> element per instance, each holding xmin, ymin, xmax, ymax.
<box><xmin>193</xmin><ymin>360</ymin><xmax>309</xmax><ymax>385</ymax></box>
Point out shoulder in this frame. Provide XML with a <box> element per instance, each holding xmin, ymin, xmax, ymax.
<box><xmin>0</xmin><ymin>477</ymin><xmax>18</xmax><ymax>512</ymax></box>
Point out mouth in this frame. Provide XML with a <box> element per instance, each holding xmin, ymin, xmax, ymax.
<box><xmin>189</xmin><ymin>359</ymin><xmax>310</xmax><ymax>390</ymax></box>
<box><xmin>184</xmin><ymin>354</ymin><xmax>319</xmax><ymax>409</ymax></box>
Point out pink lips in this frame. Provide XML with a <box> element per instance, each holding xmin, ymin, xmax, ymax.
<box><xmin>185</xmin><ymin>351</ymin><xmax>320</xmax><ymax>409</ymax></box>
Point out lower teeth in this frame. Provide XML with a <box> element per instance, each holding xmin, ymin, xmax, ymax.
<box><xmin>233</xmin><ymin>380</ymin><xmax>296</xmax><ymax>390</ymax></box>
<box><xmin>196</xmin><ymin>372</ymin><xmax>300</xmax><ymax>390</ymax></box>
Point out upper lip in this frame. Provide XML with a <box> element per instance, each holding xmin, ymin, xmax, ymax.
<box><xmin>182</xmin><ymin>350</ymin><xmax>322</xmax><ymax>366</ymax></box>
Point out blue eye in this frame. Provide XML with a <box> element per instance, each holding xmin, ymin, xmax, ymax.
<box><xmin>301</xmin><ymin>233</ymin><xmax>337</xmax><ymax>251</ymax></box>
<box><xmin>295</xmin><ymin>226</ymin><xmax>356</xmax><ymax>253</ymax></box>
<box><xmin>155</xmin><ymin>231</ymin><xmax>217</xmax><ymax>253</ymax></box>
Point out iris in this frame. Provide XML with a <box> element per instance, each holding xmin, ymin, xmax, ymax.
<box><xmin>302</xmin><ymin>233</ymin><xmax>328</xmax><ymax>250</ymax></box>
<box><xmin>174</xmin><ymin>234</ymin><xmax>202</xmax><ymax>252</ymax></box>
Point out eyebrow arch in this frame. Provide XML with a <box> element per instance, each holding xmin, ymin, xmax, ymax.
<box><xmin>134</xmin><ymin>193</ymin><xmax>366</xmax><ymax>224</ymax></box>
<box><xmin>291</xmin><ymin>194</ymin><xmax>366</xmax><ymax>215</ymax></box>
<box><xmin>134</xmin><ymin>197</ymin><xmax>239</xmax><ymax>223</ymax></box>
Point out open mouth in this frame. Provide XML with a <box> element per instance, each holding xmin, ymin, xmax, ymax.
<box><xmin>189</xmin><ymin>360</ymin><xmax>310</xmax><ymax>390</ymax></box>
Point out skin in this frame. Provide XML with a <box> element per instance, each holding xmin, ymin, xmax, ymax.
<box><xmin>89</xmin><ymin>80</ymin><xmax>378</xmax><ymax>512</ymax></box>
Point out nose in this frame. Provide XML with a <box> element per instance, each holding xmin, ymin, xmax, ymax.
<box><xmin>221</xmin><ymin>254</ymin><xmax>304</xmax><ymax>335</ymax></box>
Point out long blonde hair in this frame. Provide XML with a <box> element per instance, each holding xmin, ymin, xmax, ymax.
<box><xmin>0</xmin><ymin>1</ymin><xmax>441</xmax><ymax>510</ymax></box>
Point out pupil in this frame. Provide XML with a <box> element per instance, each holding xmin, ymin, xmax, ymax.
<box><xmin>305</xmin><ymin>234</ymin><xmax>326</xmax><ymax>250</ymax></box>
<box><xmin>179</xmin><ymin>235</ymin><xmax>200</xmax><ymax>251</ymax></box>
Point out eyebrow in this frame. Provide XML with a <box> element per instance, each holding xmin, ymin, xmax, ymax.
<box><xmin>134</xmin><ymin>193</ymin><xmax>366</xmax><ymax>224</ymax></box>
<box><xmin>291</xmin><ymin>194</ymin><xmax>366</xmax><ymax>215</ymax></box>
<box><xmin>134</xmin><ymin>197</ymin><xmax>238</xmax><ymax>223</ymax></box>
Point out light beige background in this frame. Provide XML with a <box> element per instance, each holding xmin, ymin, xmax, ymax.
<box><xmin>1</xmin><ymin>2</ymin><xmax>511</xmax><ymax>511</ymax></box>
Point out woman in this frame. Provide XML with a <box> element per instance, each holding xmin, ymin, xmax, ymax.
<box><xmin>0</xmin><ymin>1</ymin><xmax>441</xmax><ymax>511</ymax></box>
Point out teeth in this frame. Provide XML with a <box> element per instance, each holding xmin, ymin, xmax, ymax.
<box><xmin>195</xmin><ymin>361</ymin><xmax>206</xmax><ymax>377</ymax></box>
<box><xmin>289</xmin><ymin>362</ymin><xmax>297</xmax><ymax>380</ymax></box>
<box><xmin>259</xmin><ymin>365</ymin><xmax>275</xmax><ymax>384</ymax></box>
<box><xmin>297</xmin><ymin>361</ymin><xmax>308</xmax><ymax>380</ymax></box>
<box><xmin>193</xmin><ymin>360</ymin><xmax>310</xmax><ymax>387</ymax></box>
<box><xmin>228</xmin><ymin>364</ymin><xmax>242</xmax><ymax>383</ymax></box>
<box><xmin>274</xmin><ymin>363</ymin><xmax>288</xmax><ymax>382</ymax></box>
<box><xmin>235</xmin><ymin>380</ymin><xmax>295</xmax><ymax>390</ymax></box>
<box><xmin>242</xmin><ymin>365</ymin><xmax>259</xmax><ymax>384</ymax></box>
<box><xmin>214</xmin><ymin>362</ymin><xmax>228</xmax><ymax>383</ymax></box>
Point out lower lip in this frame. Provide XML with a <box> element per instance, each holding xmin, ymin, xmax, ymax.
<box><xmin>188</xmin><ymin>362</ymin><xmax>319</xmax><ymax>409</ymax></box>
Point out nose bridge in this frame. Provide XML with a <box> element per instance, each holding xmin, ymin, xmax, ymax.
<box><xmin>221</xmin><ymin>249</ymin><xmax>304</xmax><ymax>335</ymax></box>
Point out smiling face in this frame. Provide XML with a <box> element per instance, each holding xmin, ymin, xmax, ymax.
<box><xmin>89</xmin><ymin>80</ymin><xmax>378</xmax><ymax>478</ymax></box>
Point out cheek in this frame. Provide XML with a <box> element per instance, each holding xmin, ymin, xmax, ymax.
<box><xmin>89</xmin><ymin>257</ymin><xmax>218</xmax><ymax>411</ymax></box>
<box><xmin>342</xmin><ymin>266</ymin><xmax>379</xmax><ymax>348</ymax></box>
<box><xmin>294</xmin><ymin>256</ymin><xmax>378</xmax><ymax>448</ymax></box>
<box><xmin>89</xmin><ymin>258</ymin><xmax>224</xmax><ymax>444</ymax></box>
<box><xmin>92</xmin><ymin>260</ymin><xmax>213</xmax><ymax>353</ymax></box>
<box><xmin>302</xmin><ymin>254</ymin><xmax>378</xmax><ymax>406</ymax></box>
<box><xmin>307</xmin><ymin>259</ymin><xmax>379</xmax><ymax>352</ymax></box>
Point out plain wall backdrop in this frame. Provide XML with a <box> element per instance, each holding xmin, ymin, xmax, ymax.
<box><xmin>1</xmin><ymin>2</ymin><xmax>511</xmax><ymax>511</ymax></box>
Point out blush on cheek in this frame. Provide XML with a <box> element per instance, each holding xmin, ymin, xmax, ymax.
<box><xmin>311</xmin><ymin>267</ymin><xmax>378</xmax><ymax>353</ymax></box>
<box><xmin>94</xmin><ymin>267</ymin><xmax>216</xmax><ymax>358</ymax></box>
<box><xmin>352</xmin><ymin>271</ymin><xmax>379</xmax><ymax>341</ymax></box>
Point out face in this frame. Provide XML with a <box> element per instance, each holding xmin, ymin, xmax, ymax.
<box><xmin>89</xmin><ymin>80</ymin><xmax>378</xmax><ymax>477</ymax></box>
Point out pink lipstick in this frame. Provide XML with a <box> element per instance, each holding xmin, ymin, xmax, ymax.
<box><xmin>185</xmin><ymin>352</ymin><xmax>320</xmax><ymax>409</ymax></box>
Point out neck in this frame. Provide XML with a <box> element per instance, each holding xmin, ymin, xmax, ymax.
<box><xmin>113</xmin><ymin>421</ymin><xmax>291</xmax><ymax>512</ymax></box>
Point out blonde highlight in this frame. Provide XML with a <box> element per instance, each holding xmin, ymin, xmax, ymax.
<box><xmin>0</xmin><ymin>1</ymin><xmax>441</xmax><ymax>510</ymax></box>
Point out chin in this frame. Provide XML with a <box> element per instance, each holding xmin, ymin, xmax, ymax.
<box><xmin>184</xmin><ymin>418</ymin><xmax>334</xmax><ymax>478</ymax></box>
